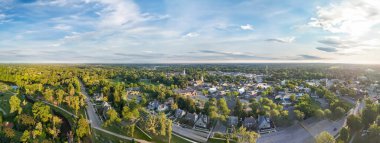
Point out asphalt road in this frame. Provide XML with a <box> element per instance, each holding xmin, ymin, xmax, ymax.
<box><xmin>78</xmin><ymin>80</ymin><xmax>102</xmax><ymax>128</ymax></box>
<box><xmin>257</xmin><ymin>99</ymin><xmax>365</xmax><ymax>143</ymax></box>
<box><xmin>172</xmin><ymin>124</ymin><xmax>208</xmax><ymax>142</ymax></box>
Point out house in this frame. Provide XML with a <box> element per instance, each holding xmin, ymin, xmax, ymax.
<box><xmin>93</xmin><ymin>93</ymin><xmax>103</xmax><ymax>102</ymax></box>
<box><xmin>208</xmin><ymin>87</ymin><xmax>217</xmax><ymax>94</ymax></box>
<box><xmin>256</xmin><ymin>83</ymin><xmax>270</xmax><ymax>89</ymax></box>
<box><xmin>258</xmin><ymin>116</ymin><xmax>271</xmax><ymax>129</ymax></box>
<box><xmin>243</xmin><ymin>117</ymin><xmax>257</xmax><ymax>129</ymax></box>
<box><xmin>148</xmin><ymin>100</ymin><xmax>160</xmax><ymax>110</ymax></box>
<box><xmin>175</xmin><ymin>88</ymin><xmax>197</xmax><ymax>96</ymax></box>
<box><xmin>183</xmin><ymin>113</ymin><xmax>198</xmax><ymax>125</ymax></box>
<box><xmin>281</xmin><ymin>80</ymin><xmax>287</xmax><ymax>86</ymax></box>
<box><xmin>238</xmin><ymin>87</ymin><xmax>245</xmax><ymax>94</ymax></box>
<box><xmin>102</xmin><ymin>101</ymin><xmax>112</xmax><ymax>119</ymax></box>
<box><xmin>228</xmin><ymin>116</ymin><xmax>239</xmax><ymax>127</ymax></box>
<box><xmin>195</xmin><ymin>114</ymin><xmax>209</xmax><ymax>129</ymax></box>
<box><xmin>157</xmin><ymin>104</ymin><xmax>168</xmax><ymax>112</ymax></box>
<box><xmin>174</xmin><ymin>109</ymin><xmax>186</xmax><ymax>118</ymax></box>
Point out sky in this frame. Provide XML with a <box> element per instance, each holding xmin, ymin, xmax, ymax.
<box><xmin>0</xmin><ymin>0</ymin><xmax>380</xmax><ymax>63</ymax></box>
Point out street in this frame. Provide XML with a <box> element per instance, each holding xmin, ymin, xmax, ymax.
<box><xmin>257</xmin><ymin>100</ymin><xmax>365</xmax><ymax>143</ymax></box>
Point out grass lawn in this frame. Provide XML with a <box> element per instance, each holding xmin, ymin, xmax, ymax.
<box><xmin>103</xmin><ymin>123</ymin><xmax>193</xmax><ymax>143</ymax></box>
<box><xmin>93</xmin><ymin>128</ymin><xmax>131</xmax><ymax>143</ymax></box>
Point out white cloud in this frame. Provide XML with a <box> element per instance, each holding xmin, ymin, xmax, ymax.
<box><xmin>53</xmin><ymin>24</ymin><xmax>72</xmax><ymax>30</ymax></box>
<box><xmin>0</xmin><ymin>13</ymin><xmax>11</xmax><ymax>23</ymax></box>
<box><xmin>91</xmin><ymin>0</ymin><xmax>142</xmax><ymax>28</ymax></box>
<box><xmin>309</xmin><ymin>0</ymin><xmax>380</xmax><ymax>38</ymax></box>
<box><xmin>182</xmin><ymin>32</ymin><xmax>199</xmax><ymax>38</ymax></box>
<box><xmin>266</xmin><ymin>36</ymin><xmax>295</xmax><ymax>43</ymax></box>
<box><xmin>309</xmin><ymin>0</ymin><xmax>380</xmax><ymax>54</ymax></box>
<box><xmin>240</xmin><ymin>24</ymin><xmax>254</xmax><ymax>31</ymax></box>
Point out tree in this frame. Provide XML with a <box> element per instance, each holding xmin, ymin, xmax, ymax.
<box><xmin>362</xmin><ymin>104</ymin><xmax>378</xmax><ymax>127</ymax></box>
<box><xmin>315</xmin><ymin>131</ymin><xmax>335</xmax><ymax>143</ymax></box>
<box><xmin>347</xmin><ymin>115</ymin><xmax>363</xmax><ymax>132</ymax></box>
<box><xmin>367</xmin><ymin>123</ymin><xmax>380</xmax><ymax>143</ymax></box>
<box><xmin>218</xmin><ymin>98</ymin><xmax>230</xmax><ymax>121</ymax></box>
<box><xmin>43</xmin><ymin>88</ymin><xmax>54</xmax><ymax>102</ymax></box>
<box><xmin>159</xmin><ymin>112</ymin><xmax>167</xmax><ymax>136</ymax></box>
<box><xmin>324</xmin><ymin>109</ymin><xmax>332</xmax><ymax>119</ymax></box>
<box><xmin>20</xmin><ymin>130</ymin><xmax>30</xmax><ymax>142</ymax></box>
<box><xmin>122</xmin><ymin>106</ymin><xmax>139</xmax><ymax>122</ymax></box>
<box><xmin>104</xmin><ymin>109</ymin><xmax>121</xmax><ymax>127</ymax></box>
<box><xmin>0</xmin><ymin>113</ymin><xmax>2</xmax><ymax>129</ymax></box>
<box><xmin>339</xmin><ymin>127</ymin><xmax>349</xmax><ymax>142</ymax></box>
<box><xmin>32</xmin><ymin>122</ymin><xmax>43</xmax><ymax>139</ymax></box>
<box><xmin>290</xmin><ymin>94</ymin><xmax>296</xmax><ymax>103</ymax></box>
<box><xmin>234</xmin><ymin>98</ymin><xmax>244</xmax><ymax>118</ymax></box>
<box><xmin>68</xmin><ymin>83</ymin><xmax>75</xmax><ymax>96</ymax></box>
<box><xmin>315</xmin><ymin>109</ymin><xmax>325</xmax><ymax>119</ymax></box>
<box><xmin>333</xmin><ymin>107</ymin><xmax>345</xmax><ymax>119</ymax></box>
<box><xmin>9</xmin><ymin>95</ymin><xmax>22</xmax><ymax>114</ymax></box>
<box><xmin>167</xmin><ymin>120</ymin><xmax>173</xmax><ymax>143</ymax></box>
<box><xmin>145</xmin><ymin>114</ymin><xmax>157</xmax><ymax>135</ymax></box>
<box><xmin>171</xmin><ymin>103</ymin><xmax>178</xmax><ymax>111</ymax></box>
<box><xmin>233</xmin><ymin>126</ymin><xmax>259</xmax><ymax>143</ymax></box>
<box><xmin>76</xmin><ymin>116</ymin><xmax>90</xmax><ymax>138</ymax></box>
<box><xmin>56</xmin><ymin>89</ymin><xmax>65</xmax><ymax>105</ymax></box>
<box><xmin>32</xmin><ymin>102</ymin><xmax>52</xmax><ymax>123</ymax></box>
<box><xmin>3</xmin><ymin>127</ymin><xmax>15</xmax><ymax>141</ymax></box>
<box><xmin>71</xmin><ymin>96</ymin><xmax>80</xmax><ymax>115</ymax></box>
<box><xmin>294</xmin><ymin>110</ymin><xmax>305</xmax><ymax>121</ymax></box>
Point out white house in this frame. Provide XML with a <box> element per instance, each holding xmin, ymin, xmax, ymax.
<box><xmin>238</xmin><ymin>87</ymin><xmax>245</xmax><ymax>94</ymax></box>
<box><xmin>208</xmin><ymin>87</ymin><xmax>217</xmax><ymax>93</ymax></box>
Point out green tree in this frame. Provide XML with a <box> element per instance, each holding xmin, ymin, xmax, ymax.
<box><xmin>324</xmin><ymin>109</ymin><xmax>332</xmax><ymax>119</ymax></box>
<box><xmin>294</xmin><ymin>110</ymin><xmax>305</xmax><ymax>121</ymax></box>
<box><xmin>167</xmin><ymin>120</ymin><xmax>173</xmax><ymax>143</ymax></box>
<box><xmin>122</xmin><ymin>106</ymin><xmax>140</xmax><ymax>122</ymax></box>
<box><xmin>333</xmin><ymin>107</ymin><xmax>345</xmax><ymax>119</ymax></box>
<box><xmin>234</xmin><ymin>98</ymin><xmax>244</xmax><ymax>118</ymax></box>
<box><xmin>315</xmin><ymin>109</ymin><xmax>325</xmax><ymax>119</ymax></box>
<box><xmin>362</xmin><ymin>104</ymin><xmax>378</xmax><ymax>127</ymax></box>
<box><xmin>68</xmin><ymin>83</ymin><xmax>75</xmax><ymax>96</ymax></box>
<box><xmin>233</xmin><ymin>126</ymin><xmax>259</xmax><ymax>143</ymax></box>
<box><xmin>76</xmin><ymin>116</ymin><xmax>90</xmax><ymax>139</ymax></box>
<box><xmin>218</xmin><ymin>98</ymin><xmax>230</xmax><ymax>121</ymax></box>
<box><xmin>290</xmin><ymin>94</ymin><xmax>296</xmax><ymax>103</ymax></box>
<box><xmin>315</xmin><ymin>131</ymin><xmax>335</xmax><ymax>143</ymax></box>
<box><xmin>347</xmin><ymin>115</ymin><xmax>363</xmax><ymax>132</ymax></box>
<box><xmin>3</xmin><ymin>127</ymin><xmax>15</xmax><ymax>141</ymax></box>
<box><xmin>20</xmin><ymin>130</ymin><xmax>30</xmax><ymax>142</ymax></box>
<box><xmin>32</xmin><ymin>102</ymin><xmax>52</xmax><ymax>123</ymax></box>
<box><xmin>9</xmin><ymin>95</ymin><xmax>22</xmax><ymax>114</ymax></box>
<box><xmin>56</xmin><ymin>89</ymin><xmax>65</xmax><ymax>105</ymax></box>
<box><xmin>339</xmin><ymin>127</ymin><xmax>349</xmax><ymax>142</ymax></box>
<box><xmin>104</xmin><ymin>109</ymin><xmax>121</xmax><ymax>127</ymax></box>
<box><xmin>159</xmin><ymin>112</ymin><xmax>167</xmax><ymax>136</ymax></box>
<box><xmin>367</xmin><ymin>123</ymin><xmax>380</xmax><ymax>143</ymax></box>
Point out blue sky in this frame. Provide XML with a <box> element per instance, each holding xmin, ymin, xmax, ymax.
<box><xmin>0</xmin><ymin>0</ymin><xmax>380</xmax><ymax>63</ymax></box>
